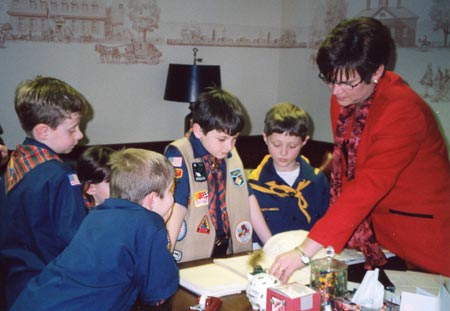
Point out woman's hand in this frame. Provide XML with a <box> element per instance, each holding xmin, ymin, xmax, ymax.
<box><xmin>269</xmin><ymin>237</ymin><xmax>323</xmax><ymax>284</ymax></box>
<box><xmin>269</xmin><ymin>249</ymin><xmax>303</xmax><ymax>284</ymax></box>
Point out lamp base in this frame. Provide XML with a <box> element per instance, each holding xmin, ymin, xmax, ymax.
<box><xmin>184</xmin><ymin>102</ymin><xmax>194</xmax><ymax>134</ymax></box>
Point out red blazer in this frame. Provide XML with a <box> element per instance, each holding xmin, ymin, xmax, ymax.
<box><xmin>309</xmin><ymin>71</ymin><xmax>450</xmax><ymax>276</ymax></box>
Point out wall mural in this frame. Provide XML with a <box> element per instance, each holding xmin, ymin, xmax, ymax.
<box><xmin>0</xmin><ymin>0</ymin><xmax>163</xmax><ymax>64</ymax></box>
<box><xmin>0</xmin><ymin>0</ymin><xmax>449</xmax><ymax>103</ymax></box>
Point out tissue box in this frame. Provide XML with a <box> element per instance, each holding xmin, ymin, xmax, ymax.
<box><xmin>266</xmin><ymin>283</ymin><xmax>320</xmax><ymax>311</ymax></box>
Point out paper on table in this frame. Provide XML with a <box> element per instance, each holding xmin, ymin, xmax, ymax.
<box><xmin>384</xmin><ymin>270</ymin><xmax>450</xmax><ymax>311</ymax></box>
<box><xmin>399</xmin><ymin>291</ymin><xmax>438</xmax><ymax>311</ymax></box>
<box><xmin>179</xmin><ymin>230</ymin><xmax>397</xmax><ymax>298</ymax></box>
<box><xmin>179</xmin><ymin>254</ymin><xmax>310</xmax><ymax>298</ymax></box>
<box><xmin>385</xmin><ymin>270</ymin><xmax>443</xmax><ymax>296</ymax></box>
<box><xmin>179</xmin><ymin>263</ymin><xmax>248</xmax><ymax>297</ymax></box>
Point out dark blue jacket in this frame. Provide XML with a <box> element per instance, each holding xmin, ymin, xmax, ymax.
<box><xmin>10</xmin><ymin>198</ymin><xmax>179</xmax><ymax>311</ymax></box>
<box><xmin>0</xmin><ymin>138</ymin><xmax>86</xmax><ymax>308</ymax></box>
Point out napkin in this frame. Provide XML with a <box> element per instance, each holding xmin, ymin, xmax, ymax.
<box><xmin>351</xmin><ymin>268</ymin><xmax>384</xmax><ymax>309</ymax></box>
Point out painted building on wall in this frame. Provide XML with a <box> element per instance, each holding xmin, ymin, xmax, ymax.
<box><xmin>7</xmin><ymin>0</ymin><xmax>107</xmax><ymax>42</ymax></box>
<box><xmin>357</xmin><ymin>0</ymin><xmax>418</xmax><ymax>47</ymax></box>
<box><xmin>105</xmin><ymin>1</ymin><xmax>125</xmax><ymax>41</ymax></box>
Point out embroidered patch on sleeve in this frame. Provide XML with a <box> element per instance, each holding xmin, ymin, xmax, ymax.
<box><xmin>169</xmin><ymin>156</ymin><xmax>183</xmax><ymax>167</ymax></box>
<box><xmin>68</xmin><ymin>174</ymin><xmax>81</xmax><ymax>186</ymax></box>
<box><xmin>175</xmin><ymin>168</ymin><xmax>183</xmax><ymax>179</ymax></box>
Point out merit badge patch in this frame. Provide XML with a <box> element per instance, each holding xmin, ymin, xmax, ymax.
<box><xmin>197</xmin><ymin>215</ymin><xmax>211</xmax><ymax>234</ymax></box>
<box><xmin>192</xmin><ymin>162</ymin><xmax>206</xmax><ymax>182</ymax></box>
<box><xmin>177</xmin><ymin>220</ymin><xmax>187</xmax><ymax>241</ymax></box>
<box><xmin>68</xmin><ymin>174</ymin><xmax>81</xmax><ymax>186</ymax></box>
<box><xmin>230</xmin><ymin>168</ymin><xmax>245</xmax><ymax>187</ymax></box>
<box><xmin>235</xmin><ymin>220</ymin><xmax>253</xmax><ymax>244</ymax></box>
<box><xmin>168</xmin><ymin>156</ymin><xmax>183</xmax><ymax>167</ymax></box>
<box><xmin>193</xmin><ymin>190</ymin><xmax>209</xmax><ymax>207</ymax></box>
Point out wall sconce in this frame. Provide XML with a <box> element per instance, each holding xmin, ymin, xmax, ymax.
<box><xmin>164</xmin><ymin>48</ymin><xmax>221</xmax><ymax>133</ymax></box>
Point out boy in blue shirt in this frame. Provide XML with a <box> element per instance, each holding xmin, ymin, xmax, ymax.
<box><xmin>0</xmin><ymin>76</ymin><xmax>89</xmax><ymax>309</ymax></box>
<box><xmin>165</xmin><ymin>87</ymin><xmax>271</xmax><ymax>262</ymax></box>
<box><xmin>11</xmin><ymin>149</ymin><xmax>179</xmax><ymax>311</ymax></box>
<box><xmin>248</xmin><ymin>102</ymin><xmax>330</xmax><ymax>246</ymax></box>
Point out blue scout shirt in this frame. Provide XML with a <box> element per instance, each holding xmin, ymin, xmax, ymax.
<box><xmin>10</xmin><ymin>198</ymin><xmax>179</xmax><ymax>311</ymax></box>
<box><xmin>0</xmin><ymin>137</ymin><xmax>87</xmax><ymax>309</ymax></box>
<box><xmin>248</xmin><ymin>155</ymin><xmax>330</xmax><ymax>245</ymax></box>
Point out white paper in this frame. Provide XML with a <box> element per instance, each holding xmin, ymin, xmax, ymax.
<box><xmin>400</xmin><ymin>291</ymin><xmax>438</xmax><ymax>311</ymax></box>
<box><xmin>385</xmin><ymin>270</ymin><xmax>442</xmax><ymax>296</ymax></box>
<box><xmin>438</xmin><ymin>278</ymin><xmax>450</xmax><ymax>311</ymax></box>
<box><xmin>179</xmin><ymin>263</ymin><xmax>248</xmax><ymax>297</ymax></box>
<box><xmin>384</xmin><ymin>271</ymin><xmax>449</xmax><ymax>311</ymax></box>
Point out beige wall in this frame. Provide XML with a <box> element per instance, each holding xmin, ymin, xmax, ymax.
<box><xmin>0</xmin><ymin>0</ymin><xmax>447</xmax><ymax>149</ymax></box>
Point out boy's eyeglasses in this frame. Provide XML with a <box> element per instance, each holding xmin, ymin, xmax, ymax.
<box><xmin>318</xmin><ymin>73</ymin><xmax>364</xmax><ymax>90</ymax></box>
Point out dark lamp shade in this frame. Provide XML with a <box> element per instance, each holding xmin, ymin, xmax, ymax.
<box><xmin>164</xmin><ymin>64</ymin><xmax>221</xmax><ymax>103</ymax></box>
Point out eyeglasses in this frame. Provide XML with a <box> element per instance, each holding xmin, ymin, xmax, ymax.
<box><xmin>318</xmin><ymin>73</ymin><xmax>364</xmax><ymax>90</ymax></box>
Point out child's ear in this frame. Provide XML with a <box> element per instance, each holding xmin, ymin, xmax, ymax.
<box><xmin>192</xmin><ymin>123</ymin><xmax>204</xmax><ymax>139</ymax></box>
<box><xmin>85</xmin><ymin>183</ymin><xmax>96</xmax><ymax>196</ymax></box>
<box><xmin>262</xmin><ymin>133</ymin><xmax>268</xmax><ymax>144</ymax></box>
<box><xmin>302</xmin><ymin>136</ymin><xmax>310</xmax><ymax>147</ymax></box>
<box><xmin>142</xmin><ymin>192</ymin><xmax>156</xmax><ymax>211</ymax></box>
<box><xmin>33</xmin><ymin>124</ymin><xmax>49</xmax><ymax>140</ymax></box>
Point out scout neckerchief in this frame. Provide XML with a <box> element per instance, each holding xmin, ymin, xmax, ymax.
<box><xmin>330</xmin><ymin>92</ymin><xmax>387</xmax><ymax>270</ymax></box>
<box><xmin>82</xmin><ymin>193</ymin><xmax>94</xmax><ymax>210</ymax></box>
<box><xmin>249</xmin><ymin>179</ymin><xmax>312</xmax><ymax>223</ymax></box>
<box><xmin>203</xmin><ymin>154</ymin><xmax>230</xmax><ymax>237</ymax></box>
<box><xmin>6</xmin><ymin>144</ymin><xmax>61</xmax><ymax>193</ymax></box>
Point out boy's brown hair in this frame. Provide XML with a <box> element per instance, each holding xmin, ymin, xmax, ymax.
<box><xmin>109</xmin><ymin>148</ymin><xmax>175</xmax><ymax>204</ymax></box>
<box><xmin>192</xmin><ymin>87</ymin><xmax>245</xmax><ymax>136</ymax></box>
<box><xmin>15</xmin><ymin>76</ymin><xmax>89</xmax><ymax>135</ymax></box>
<box><xmin>264</xmin><ymin>102</ymin><xmax>312</xmax><ymax>140</ymax></box>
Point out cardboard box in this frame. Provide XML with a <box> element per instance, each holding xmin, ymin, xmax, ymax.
<box><xmin>266</xmin><ymin>283</ymin><xmax>321</xmax><ymax>311</ymax></box>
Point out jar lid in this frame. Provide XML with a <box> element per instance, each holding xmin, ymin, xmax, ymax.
<box><xmin>310</xmin><ymin>246</ymin><xmax>348</xmax><ymax>271</ymax></box>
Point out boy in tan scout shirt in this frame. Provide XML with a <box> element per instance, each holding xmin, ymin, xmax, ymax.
<box><xmin>165</xmin><ymin>87</ymin><xmax>271</xmax><ymax>262</ymax></box>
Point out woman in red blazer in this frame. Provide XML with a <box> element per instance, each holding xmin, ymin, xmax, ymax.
<box><xmin>271</xmin><ymin>17</ymin><xmax>450</xmax><ymax>283</ymax></box>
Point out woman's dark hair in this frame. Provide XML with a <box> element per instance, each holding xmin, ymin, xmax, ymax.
<box><xmin>192</xmin><ymin>87</ymin><xmax>245</xmax><ymax>136</ymax></box>
<box><xmin>316</xmin><ymin>17</ymin><xmax>393</xmax><ymax>83</ymax></box>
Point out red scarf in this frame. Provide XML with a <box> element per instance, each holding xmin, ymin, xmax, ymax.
<box><xmin>203</xmin><ymin>154</ymin><xmax>230</xmax><ymax>237</ymax></box>
<box><xmin>6</xmin><ymin>144</ymin><xmax>61</xmax><ymax>193</ymax></box>
<box><xmin>330</xmin><ymin>96</ymin><xmax>387</xmax><ymax>269</ymax></box>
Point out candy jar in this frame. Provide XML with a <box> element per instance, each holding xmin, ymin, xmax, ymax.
<box><xmin>310</xmin><ymin>247</ymin><xmax>348</xmax><ymax>307</ymax></box>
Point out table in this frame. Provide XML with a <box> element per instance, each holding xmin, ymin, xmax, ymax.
<box><xmin>169</xmin><ymin>287</ymin><xmax>251</xmax><ymax>311</ymax></box>
<box><xmin>168</xmin><ymin>255</ymin><xmax>253</xmax><ymax>310</ymax></box>
<box><xmin>164</xmin><ymin>255</ymin><xmax>408</xmax><ymax>311</ymax></box>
